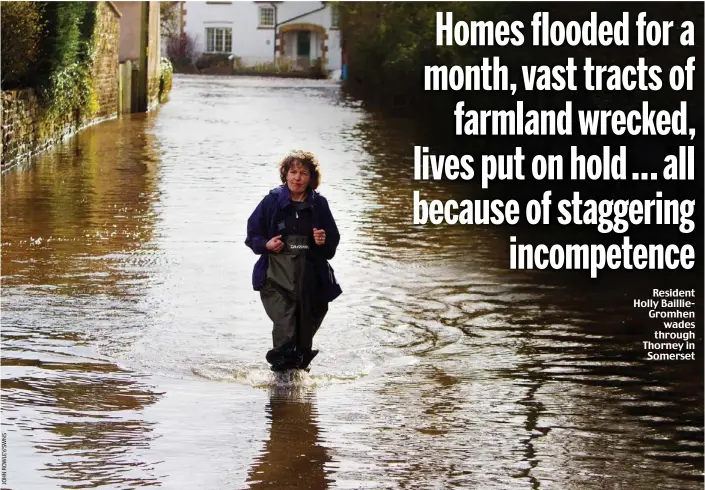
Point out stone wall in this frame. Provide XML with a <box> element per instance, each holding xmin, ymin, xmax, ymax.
<box><xmin>147</xmin><ymin>1</ymin><xmax>161</xmax><ymax>110</ymax></box>
<box><xmin>1</xmin><ymin>90</ymin><xmax>75</xmax><ymax>169</ymax></box>
<box><xmin>1</xmin><ymin>2</ymin><xmax>121</xmax><ymax>171</ymax></box>
<box><xmin>91</xmin><ymin>2</ymin><xmax>121</xmax><ymax>119</ymax></box>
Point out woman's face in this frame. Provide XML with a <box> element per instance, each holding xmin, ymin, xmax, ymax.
<box><xmin>286</xmin><ymin>161</ymin><xmax>311</xmax><ymax>194</ymax></box>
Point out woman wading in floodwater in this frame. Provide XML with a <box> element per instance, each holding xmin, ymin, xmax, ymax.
<box><xmin>246</xmin><ymin>151</ymin><xmax>341</xmax><ymax>371</ymax></box>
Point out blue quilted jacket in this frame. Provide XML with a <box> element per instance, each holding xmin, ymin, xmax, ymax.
<box><xmin>245</xmin><ymin>185</ymin><xmax>342</xmax><ymax>302</ymax></box>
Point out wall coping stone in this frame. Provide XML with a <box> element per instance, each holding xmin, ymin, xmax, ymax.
<box><xmin>107</xmin><ymin>2</ymin><xmax>122</xmax><ymax>17</ymax></box>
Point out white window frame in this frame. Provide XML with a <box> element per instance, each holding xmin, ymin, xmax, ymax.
<box><xmin>259</xmin><ymin>6</ymin><xmax>275</xmax><ymax>28</ymax></box>
<box><xmin>205</xmin><ymin>27</ymin><xmax>233</xmax><ymax>53</ymax></box>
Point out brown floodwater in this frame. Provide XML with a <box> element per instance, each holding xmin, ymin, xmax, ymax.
<box><xmin>1</xmin><ymin>75</ymin><xmax>702</xmax><ymax>489</ymax></box>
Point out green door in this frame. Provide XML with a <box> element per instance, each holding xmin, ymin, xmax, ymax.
<box><xmin>297</xmin><ymin>31</ymin><xmax>311</xmax><ymax>57</ymax></box>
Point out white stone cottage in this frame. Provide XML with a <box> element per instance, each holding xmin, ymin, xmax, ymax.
<box><xmin>182</xmin><ymin>1</ymin><xmax>342</xmax><ymax>71</ymax></box>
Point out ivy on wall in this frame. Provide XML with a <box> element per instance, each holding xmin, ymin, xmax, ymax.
<box><xmin>0</xmin><ymin>2</ymin><xmax>46</xmax><ymax>89</ymax></box>
<box><xmin>159</xmin><ymin>58</ymin><xmax>174</xmax><ymax>103</ymax></box>
<box><xmin>36</xmin><ymin>2</ymin><xmax>99</xmax><ymax>119</ymax></box>
<box><xmin>1</xmin><ymin>2</ymin><xmax>99</xmax><ymax>120</ymax></box>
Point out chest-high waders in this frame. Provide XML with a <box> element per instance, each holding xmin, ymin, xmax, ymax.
<box><xmin>260</xmin><ymin>201</ymin><xmax>328</xmax><ymax>371</ymax></box>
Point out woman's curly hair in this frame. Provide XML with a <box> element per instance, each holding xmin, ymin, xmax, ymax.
<box><xmin>278</xmin><ymin>150</ymin><xmax>322</xmax><ymax>190</ymax></box>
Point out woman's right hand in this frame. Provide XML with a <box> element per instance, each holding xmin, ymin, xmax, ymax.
<box><xmin>266</xmin><ymin>235</ymin><xmax>284</xmax><ymax>253</ymax></box>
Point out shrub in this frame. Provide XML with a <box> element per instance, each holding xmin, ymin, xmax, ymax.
<box><xmin>1</xmin><ymin>2</ymin><xmax>46</xmax><ymax>89</ymax></box>
<box><xmin>33</xmin><ymin>2</ymin><xmax>98</xmax><ymax>118</ymax></box>
<box><xmin>309</xmin><ymin>57</ymin><xmax>327</xmax><ymax>79</ymax></box>
<box><xmin>275</xmin><ymin>57</ymin><xmax>294</xmax><ymax>73</ymax></box>
<box><xmin>166</xmin><ymin>32</ymin><xmax>196</xmax><ymax>73</ymax></box>
<box><xmin>194</xmin><ymin>53</ymin><xmax>232</xmax><ymax>74</ymax></box>
<box><xmin>159</xmin><ymin>57</ymin><xmax>173</xmax><ymax>102</ymax></box>
<box><xmin>230</xmin><ymin>55</ymin><xmax>244</xmax><ymax>70</ymax></box>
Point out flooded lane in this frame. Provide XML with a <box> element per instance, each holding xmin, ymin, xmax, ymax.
<box><xmin>2</xmin><ymin>75</ymin><xmax>702</xmax><ymax>489</ymax></box>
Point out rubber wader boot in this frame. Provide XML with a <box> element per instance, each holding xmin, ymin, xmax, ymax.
<box><xmin>298</xmin><ymin>350</ymin><xmax>319</xmax><ymax>371</ymax></box>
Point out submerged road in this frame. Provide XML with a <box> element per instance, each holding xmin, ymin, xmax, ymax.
<box><xmin>1</xmin><ymin>74</ymin><xmax>702</xmax><ymax>489</ymax></box>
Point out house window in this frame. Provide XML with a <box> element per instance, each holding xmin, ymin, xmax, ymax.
<box><xmin>330</xmin><ymin>5</ymin><xmax>340</xmax><ymax>28</ymax></box>
<box><xmin>259</xmin><ymin>6</ymin><xmax>275</xmax><ymax>27</ymax></box>
<box><xmin>206</xmin><ymin>27</ymin><xmax>232</xmax><ymax>52</ymax></box>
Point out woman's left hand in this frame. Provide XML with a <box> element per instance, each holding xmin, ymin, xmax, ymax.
<box><xmin>313</xmin><ymin>228</ymin><xmax>326</xmax><ymax>246</ymax></box>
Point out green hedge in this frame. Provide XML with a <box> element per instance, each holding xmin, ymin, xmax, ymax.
<box><xmin>1</xmin><ymin>2</ymin><xmax>98</xmax><ymax>118</ymax></box>
<box><xmin>195</xmin><ymin>53</ymin><xmax>232</xmax><ymax>73</ymax></box>
<box><xmin>0</xmin><ymin>2</ymin><xmax>46</xmax><ymax>89</ymax></box>
<box><xmin>159</xmin><ymin>57</ymin><xmax>173</xmax><ymax>103</ymax></box>
<box><xmin>36</xmin><ymin>2</ymin><xmax>98</xmax><ymax>117</ymax></box>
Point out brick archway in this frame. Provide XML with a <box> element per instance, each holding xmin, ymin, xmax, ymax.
<box><xmin>278</xmin><ymin>23</ymin><xmax>328</xmax><ymax>62</ymax></box>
